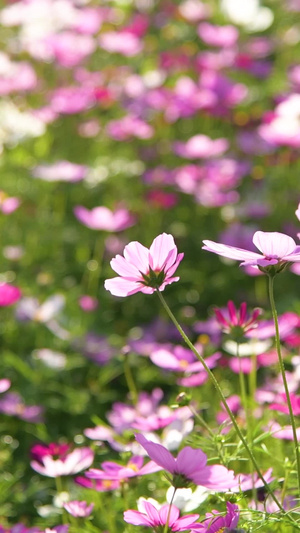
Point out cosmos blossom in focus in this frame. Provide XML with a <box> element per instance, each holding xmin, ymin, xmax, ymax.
<box><xmin>104</xmin><ymin>233</ymin><xmax>184</xmax><ymax>297</ymax></box>
<box><xmin>203</xmin><ymin>231</ymin><xmax>300</xmax><ymax>272</ymax></box>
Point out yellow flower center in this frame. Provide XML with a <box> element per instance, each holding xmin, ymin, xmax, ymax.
<box><xmin>128</xmin><ymin>462</ymin><xmax>139</xmax><ymax>472</ymax></box>
<box><xmin>179</xmin><ymin>359</ymin><xmax>189</xmax><ymax>369</ymax></box>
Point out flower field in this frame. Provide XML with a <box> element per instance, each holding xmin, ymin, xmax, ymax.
<box><xmin>1</xmin><ymin>0</ymin><xmax>300</xmax><ymax>531</ymax></box>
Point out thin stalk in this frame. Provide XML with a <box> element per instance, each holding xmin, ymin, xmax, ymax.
<box><xmin>156</xmin><ymin>291</ymin><xmax>291</xmax><ymax>517</ymax></box>
<box><xmin>163</xmin><ymin>487</ymin><xmax>177</xmax><ymax>533</ymax></box>
<box><xmin>188</xmin><ymin>404</ymin><xmax>215</xmax><ymax>438</ymax></box>
<box><xmin>268</xmin><ymin>274</ymin><xmax>300</xmax><ymax>497</ymax></box>
<box><xmin>123</xmin><ymin>354</ymin><xmax>138</xmax><ymax>405</ymax></box>
<box><xmin>236</xmin><ymin>343</ymin><xmax>248</xmax><ymax>435</ymax></box>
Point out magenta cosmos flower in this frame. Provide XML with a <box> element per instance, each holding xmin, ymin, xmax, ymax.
<box><xmin>191</xmin><ymin>502</ymin><xmax>239</xmax><ymax>532</ymax></box>
<box><xmin>0</xmin><ymin>283</ymin><xmax>21</xmax><ymax>306</ymax></box>
<box><xmin>104</xmin><ymin>233</ymin><xmax>184</xmax><ymax>297</ymax></box>
<box><xmin>203</xmin><ymin>231</ymin><xmax>300</xmax><ymax>273</ymax></box>
<box><xmin>63</xmin><ymin>500</ymin><xmax>94</xmax><ymax>518</ymax></box>
<box><xmin>124</xmin><ymin>500</ymin><xmax>200</xmax><ymax>531</ymax></box>
<box><xmin>30</xmin><ymin>447</ymin><xmax>94</xmax><ymax>478</ymax></box>
<box><xmin>135</xmin><ymin>434</ymin><xmax>235</xmax><ymax>490</ymax></box>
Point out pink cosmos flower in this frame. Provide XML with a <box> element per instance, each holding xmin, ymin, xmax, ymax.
<box><xmin>0</xmin><ymin>283</ymin><xmax>21</xmax><ymax>306</ymax></box>
<box><xmin>31</xmin><ymin>443</ymin><xmax>71</xmax><ymax>462</ymax></box>
<box><xmin>104</xmin><ymin>233</ymin><xmax>184</xmax><ymax>297</ymax></box>
<box><xmin>0</xmin><ymin>191</ymin><xmax>20</xmax><ymax>214</ymax></box>
<box><xmin>63</xmin><ymin>500</ymin><xmax>94</xmax><ymax>518</ymax></box>
<box><xmin>75</xmin><ymin>476</ymin><xmax>121</xmax><ymax>492</ymax></box>
<box><xmin>214</xmin><ymin>301</ymin><xmax>261</xmax><ymax>338</ymax></box>
<box><xmin>270</xmin><ymin>393</ymin><xmax>300</xmax><ymax>415</ymax></box>
<box><xmin>50</xmin><ymin>86</ymin><xmax>95</xmax><ymax>115</ymax></box>
<box><xmin>78</xmin><ymin>295</ymin><xmax>98</xmax><ymax>312</ymax></box>
<box><xmin>32</xmin><ymin>161</ymin><xmax>88</xmax><ymax>183</ymax></box>
<box><xmin>86</xmin><ymin>455</ymin><xmax>162</xmax><ymax>482</ymax></box>
<box><xmin>74</xmin><ymin>206</ymin><xmax>135</xmax><ymax>232</ymax></box>
<box><xmin>135</xmin><ymin>434</ymin><xmax>235</xmax><ymax>490</ymax></box>
<box><xmin>174</xmin><ymin>134</ymin><xmax>228</xmax><ymax>159</ymax></box>
<box><xmin>99</xmin><ymin>31</ymin><xmax>143</xmax><ymax>56</ymax></box>
<box><xmin>203</xmin><ymin>231</ymin><xmax>300</xmax><ymax>272</ymax></box>
<box><xmin>197</xmin><ymin>23</ymin><xmax>239</xmax><ymax>47</ymax></box>
<box><xmin>124</xmin><ymin>500</ymin><xmax>200</xmax><ymax>531</ymax></box>
<box><xmin>0</xmin><ymin>392</ymin><xmax>43</xmax><ymax>423</ymax></box>
<box><xmin>107</xmin><ymin>115</ymin><xmax>153</xmax><ymax>141</ymax></box>
<box><xmin>30</xmin><ymin>447</ymin><xmax>94</xmax><ymax>478</ymax></box>
<box><xmin>191</xmin><ymin>502</ymin><xmax>239</xmax><ymax>532</ymax></box>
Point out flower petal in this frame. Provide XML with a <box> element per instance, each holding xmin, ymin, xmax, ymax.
<box><xmin>135</xmin><ymin>434</ymin><xmax>176</xmax><ymax>472</ymax></box>
<box><xmin>149</xmin><ymin>233</ymin><xmax>177</xmax><ymax>271</ymax></box>
<box><xmin>176</xmin><ymin>447</ymin><xmax>207</xmax><ymax>476</ymax></box>
<box><xmin>123</xmin><ymin>241</ymin><xmax>150</xmax><ymax>273</ymax></box>
<box><xmin>104</xmin><ymin>277</ymin><xmax>142</xmax><ymax>297</ymax></box>
<box><xmin>202</xmin><ymin>240</ymin><xmax>261</xmax><ymax>262</ymax></box>
<box><xmin>253</xmin><ymin>231</ymin><xmax>296</xmax><ymax>257</ymax></box>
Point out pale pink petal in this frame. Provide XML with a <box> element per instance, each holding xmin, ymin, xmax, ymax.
<box><xmin>124</xmin><ymin>510</ymin><xmax>153</xmax><ymax>526</ymax></box>
<box><xmin>166</xmin><ymin>253</ymin><xmax>185</xmax><ymax>277</ymax></box>
<box><xmin>202</xmin><ymin>240</ymin><xmax>261</xmax><ymax>262</ymax></box>
<box><xmin>110</xmin><ymin>255</ymin><xmax>141</xmax><ymax>279</ymax></box>
<box><xmin>150</xmin><ymin>348</ymin><xmax>180</xmax><ymax>370</ymax></box>
<box><xmin>123</xmin><ymin>241</ymin><xmax>149</xmax><ymax>273</ymax></box>
<box><xmin>104</xmin><ymin>277</ymin><xmax>142</xmax><ymax>297</ymax></box>
<box><xmin>149</xmin><ymin>233</ymin><xmax>177</xmax><ymax>271</ymax></box>
<box><xmin>193</xmin><ymin>464</ymin><xmax>235</xmax><ymax>489</ymax></box>
<box><xmin>253</xmin><ymin>231</ymin><xmax>296</xmax><ymax>257</ymax></box>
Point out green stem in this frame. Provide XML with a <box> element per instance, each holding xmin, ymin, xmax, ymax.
<box><xmin>268</xmin><ymin>274</ymin><xmax>300</xmax><ymax>496</ymax></box>
<box><xmin>188</xmin><ymin>404</ymin><xmax>215</xmax><ymax>437</ymax></box>
<box><xmin>123</xmin><ymin>354</ymin><xmax>138</xmax><ymax>405</ymax></box>
<box><xmin>236</xmin><ymin>343</ymin><xmax>248</xmax><ymax>434</ymax></box>
<box><xmin>156</xmin><ymin>291</ymin><xmax>292</xmax><ymax>518</ymax></box>
<box><xmin>163</xmin><ymin>487</ymin><xmax>177</xmax><ymax>533</ymax></box>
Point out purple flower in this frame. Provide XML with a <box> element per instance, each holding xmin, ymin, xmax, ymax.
<box><xmin>86</xmin><ymin>455</ymin><xmax>162</xmax><ymax>481</ymax></box>
<box><xmin>191</xmin><ymin>502</ymin><xmax>239</xmax><ymax>532</ymax></box>
<box><xmin>203</xmin><ymin>231</ymin><xmax>300</xmax><ymax>272</ymax></box>
<box><xmin>214</xmin><ymin>301</ymin><xmax>261</xmax><ymax>339</ymax></box>
<box><xmin>63</xmin><ymin>500</ymin><xmax>94</xmax><ymax>518</ymax></box>
<box><xmin>74</xmin><ymin>206</ymin><xmax>135</xmax><ymax>232</ymax></box>
<box><xmin>104</xmin><ymin>233</ymin><xmax>184</xmax><ymax>297</ymax></box>
<box><xmin>31</xmin><ymin>447</ymin><xmax>94</xmax><ymax>478</ymax></box>
<box><xmin>135</xmin><ymin>434</ymin><xmax>235</xmax><ymax>490</ymax></box>
<box><xmin>124</xmin><ymin>500</ymin><xmax>200</xmax><ymax>531</ymax></box>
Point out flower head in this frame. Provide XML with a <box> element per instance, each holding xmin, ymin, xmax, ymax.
<box><xmin>30</xmin><ymin>446</ymin><xmax>94</xmax><ymax>478</ymax></box>
<box><xmin>214</xmin><ymin>301</ymin><xmax>261</xmax><ymax>341</ymax></box>
<box><xmin>191</xmin><ymin>502</ymin><xmax>240</xmax><ymax>532</ymax></box>
<box><xmin>135</xmin><ymin>434</ymin><xmax>235</xmax><ymax>490</ymax></box>
<box><xmin>124</xmin><ymin>499</ymin><xmax>200</xmax><ymax>531</ymax></box>
<box><xmin>63</xmin><ymin>500</ymin><xmax>94</xmax><ymax>518</ymax></box>
<box><xmin>104</xmin><ymin>233</ymin><xmax>184</xmax><ymax>297</ymax></box>
<box><xmin>203</xmin><ymin>231</ymin><xmax>300</xmax><ymax>274</ymax></box>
